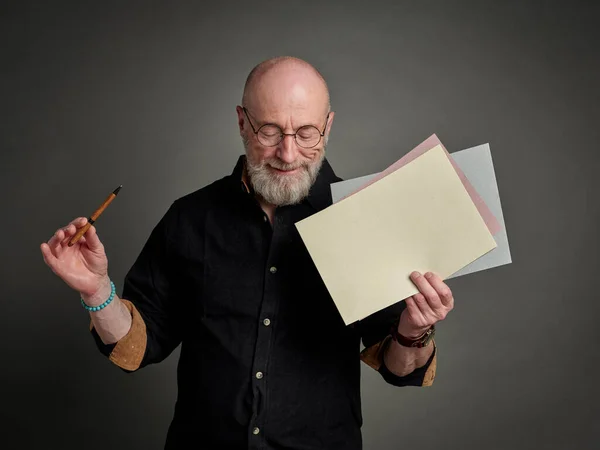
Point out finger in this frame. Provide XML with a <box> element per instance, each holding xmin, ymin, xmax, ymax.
<box><xmin>61</xmin><ymin>219</ymin><xmax>87</xmax><ymax>245</ymax></box>
<box><xmin>47</xmin><ymin>227</ymin><xmax>64</xmax><ymax>250</ymax></box>
<box><xmin>61</xmin><ymin>223</ymin><xmax>77</xmax><ymax>241</ymax></box>
<box><xmin>70</xmin><ymin>217</ymin><xmax>88</xmax><ymax>227</ymax></box>
<box><xmin>49</xmin><ymin>218</ymin><xmax>87</xmax><ymax>246</ymax></box>
<box><xmin>411</xmin><ymin>292</ymin><xmax>434</xmax><ymax>317</ymax></box>
<box><xmin>56</xmin><ymin>225</ymin><xmax>77</xmax><ymax>255</ymax></box>
<box><xmin>50</xmin><ymin>228</ymin><xmax>66</xmax><ymax>256</ymax></box>
<box><xmin>424</xmin><ymin>272</ymin><xmax>454</xmax><ymax>308</ymax></box>
<box><xmin>410</xmin><ymin>271</ymin><xmax>443</xmax><ymax>309</ymax></box>
<box><xmin>59</xmin><ymin>231</ymin><xmax>73</xmax><ymax>251</ymax></box>
<box><xmin>405</xmin><ymin>296</ymin><xmax>427</xmax><ymax>322</ymax></box>
<box><xmin>40</xmin><ymin>243</ymin><xmax>60</xmax><ymax>274</ymax></box>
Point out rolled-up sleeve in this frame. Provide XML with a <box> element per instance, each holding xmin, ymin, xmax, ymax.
<box><xmin>90</xmin><ymin>202</ymin><xmax>184</xmax><ymax>372</ymax></box>
<box><xmin>357</xmin><ymin>300</ymin><xmax>437</xmax><ymax>387</ymax></box>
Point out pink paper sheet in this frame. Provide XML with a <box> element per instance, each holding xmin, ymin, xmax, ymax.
<box><xmin>339</xmin><ymin>134</ymin><xmax>502</xmax><ymax>236</ymax></box>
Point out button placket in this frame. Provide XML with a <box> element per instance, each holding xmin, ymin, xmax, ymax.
<box><xmin>249</xmin><ymin>211</ymin><xmax>287</xmax><ymax>444</ymax></box>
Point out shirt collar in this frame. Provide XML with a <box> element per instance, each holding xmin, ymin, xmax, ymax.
<box><xmin>230</xmin><ymin>155</ymin><xmax>341</xmax><ymax>213</ymax></box>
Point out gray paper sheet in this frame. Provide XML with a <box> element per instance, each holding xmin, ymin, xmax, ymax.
<box><xmin>330</xmin><ymin>143</ymin><xmax>511</xmax><ymax>279</ymax></box>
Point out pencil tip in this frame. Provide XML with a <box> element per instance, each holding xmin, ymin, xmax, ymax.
<box><xmin>113</xmin><ymin>185</ymin><xmax>122</xmax><ymax>195</ymax></box>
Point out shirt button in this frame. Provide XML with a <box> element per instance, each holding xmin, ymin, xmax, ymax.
<box><xmin>263</xmin><ymin>216</ymin><xmax>267</xmax><ymax>222</ymax></box>
<box><xmin>269</xmin><ymin>266</ymin><xmax>277</xmax><ymax>274</ymax></box>
<box><xmin>256</xmin><ymin>371</ymin><xmax>263</xmax><ymax>379</ymax></box>
<box><xmin>263</xmin><ymin>318</ymin><xmax>271</xmax><ymax>326</ymax></box>
<box><xmin>253</xmin><ymin>427</ymin><xmax>260</xmax><ymax>435</ymax></box>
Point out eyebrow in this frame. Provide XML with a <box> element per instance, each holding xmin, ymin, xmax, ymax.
<box><xmin>259</xmin><ymin>116</ymin><xmax>325</xmax><ymax>131</ymax></box>
<box><xmin>247</xmin><ymin>107</ymin><xmax>325</xmax><ymax>131</ymax></box>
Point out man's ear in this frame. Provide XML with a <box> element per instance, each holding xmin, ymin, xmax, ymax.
<box><xmin>324</xmin><ymin>111</ymin><xmax>335</xmax><ymax>140</ymax></box>
<box><xmin>236</xmin><ymin>105</ymin><xmax>245</xmax><ymax>134</ymax></box>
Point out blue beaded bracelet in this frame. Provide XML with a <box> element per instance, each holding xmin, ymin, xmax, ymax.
<box><xmin>81</xmin><ymin>280</ymin><xmax>116</xmax><ymax>312</ymax></box>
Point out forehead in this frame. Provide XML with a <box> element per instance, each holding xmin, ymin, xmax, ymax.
<box><xmin>249</xmin><ymin>69</ymin><xmax>328</xmax><ymax>126</ymax></box>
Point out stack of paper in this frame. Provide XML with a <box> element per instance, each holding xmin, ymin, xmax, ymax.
<box><xmin>295</xmin><ymin>134</ymin><xmax>511</xmax><ymax>325</ymax></box>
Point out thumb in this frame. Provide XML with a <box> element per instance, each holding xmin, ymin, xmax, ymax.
<box><xmin>83</xmin><ymin>225</ymin><xmax>103</xmax><ymax>251</ymax></box>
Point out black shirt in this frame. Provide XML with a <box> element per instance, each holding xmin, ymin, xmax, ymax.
<box><xmin>92</xmin><ymin>155</ymin><xmax>436</xmax><ymax>450</ymax></box>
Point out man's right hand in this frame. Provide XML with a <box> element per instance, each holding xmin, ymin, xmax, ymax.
<box><xmin>40</xmin><ymin>217</ymin><xmax>111</xmax><ymax>304</ymax></box>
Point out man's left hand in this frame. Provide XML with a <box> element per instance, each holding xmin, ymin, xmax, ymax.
<box><xmin>397</xmin><ymin>271</ymin><xmax>454</xmax><ymax>338</ymax></box>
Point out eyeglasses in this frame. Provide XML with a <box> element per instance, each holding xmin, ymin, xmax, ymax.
<box><xmin>243</xmin><ymin>107</ymin><xmax>329</xmax><ymax>148</ymax></box>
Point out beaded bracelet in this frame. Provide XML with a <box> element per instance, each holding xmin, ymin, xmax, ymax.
<box><xmin>80</xmin><ymin>280</ymin><xmax>116</xmax><ymax>312</ymax></box>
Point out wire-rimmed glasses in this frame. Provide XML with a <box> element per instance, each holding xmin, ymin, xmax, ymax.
<box><xmin>243</xmin><ymin>107</ymin><xmax>329</xmax><ymax>148</ymax></box>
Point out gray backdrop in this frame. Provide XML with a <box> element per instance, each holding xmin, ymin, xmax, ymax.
<box><xmin>2</xmin><ymin>1</ymin><xmax>599</xmax><ymax>449</ymax></box>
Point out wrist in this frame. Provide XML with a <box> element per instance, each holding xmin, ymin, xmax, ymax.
<box><xmin>392</xmin><ymin>322</ymin><xmax>436</xmax><ymax>348</ymax></box>
<box><xmin>81</xmin><ymin>277</ymin><xmax>112</xmax><ymax>306</ymax></box>
<box><xmin>396</xmin><ymin>323</ymin><xmax>431</xmax><ymax>339</ymax></box>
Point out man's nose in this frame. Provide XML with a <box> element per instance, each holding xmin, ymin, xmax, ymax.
<box><xmin>276</xmin><ymin>134</ymin><xmax>299</xmax><ymax>164</ymax></box>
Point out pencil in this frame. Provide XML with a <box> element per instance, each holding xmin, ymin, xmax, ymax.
<box><xmin>68</xmin><ymin>185</ymin><xmax>122</xmax><ymax>247</ymax></box>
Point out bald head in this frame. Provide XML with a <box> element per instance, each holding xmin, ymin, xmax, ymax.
<box><xmin>241</xmin><ymin>56</ymin><xmax>330</xmax><ymax>117</ymax></box>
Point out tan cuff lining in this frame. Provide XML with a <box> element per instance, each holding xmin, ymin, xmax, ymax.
<box><xmin>422</xmin><ymin>350</ymin><xmax>436</xmax><ymax>387</ymax></box>
<box><xmin>360</xmin><ymin>336</ymin><xmax>437</xmax><ymax>386</ymax></box>
<box><xmin>89</xmin><ymin>299</ymin><xmax>147</xmax><ymax>371</ymax></box>
<box><xmin>360</xmin><ymin>335</ymin><xmax>391</xmax><ymax>371</ymax></box>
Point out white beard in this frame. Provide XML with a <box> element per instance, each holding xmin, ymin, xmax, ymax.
<box><xmin>245</xmin><ymin>148</ymin><xmax>325</xmax><ymax>206</ymax></box>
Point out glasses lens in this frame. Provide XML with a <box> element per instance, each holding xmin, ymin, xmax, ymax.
<box><xmin>295</xmin><ymin>126</ymin><xmax>321</xmax><ymax>148</ymax></box>
<box><xmin>258</xmin><ymin>125</ymin><xmax>283</xmax><ymax>146</ymax></box>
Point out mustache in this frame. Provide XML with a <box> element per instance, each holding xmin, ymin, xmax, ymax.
<box><xmin>265</xmin><ymin>159</ymin><xmax>308</xmax><ymax>171</ymax></box>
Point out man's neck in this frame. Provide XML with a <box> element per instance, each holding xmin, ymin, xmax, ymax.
<box><xmin>258</xmin><ymin>196</ymin><xmax>276</xmax><ymax>225</ymax></box>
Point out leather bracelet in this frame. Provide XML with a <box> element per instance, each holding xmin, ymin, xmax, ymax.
<box><xmin>390</xmin><ymin>324</ymin><xmax>435</xmax><ymax>348</ymax></box>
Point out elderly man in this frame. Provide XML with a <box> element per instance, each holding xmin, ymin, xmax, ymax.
<box><xmin>41</xmin><ymin>56</ymin><xmax>453</xmax><ymax>450</ymax></box>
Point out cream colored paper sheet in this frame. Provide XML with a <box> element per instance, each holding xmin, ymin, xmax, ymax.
<box><xmin>295</xmin><ymin>145</ymin><xmax>497</xmax><ymax>325</ymax></box>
